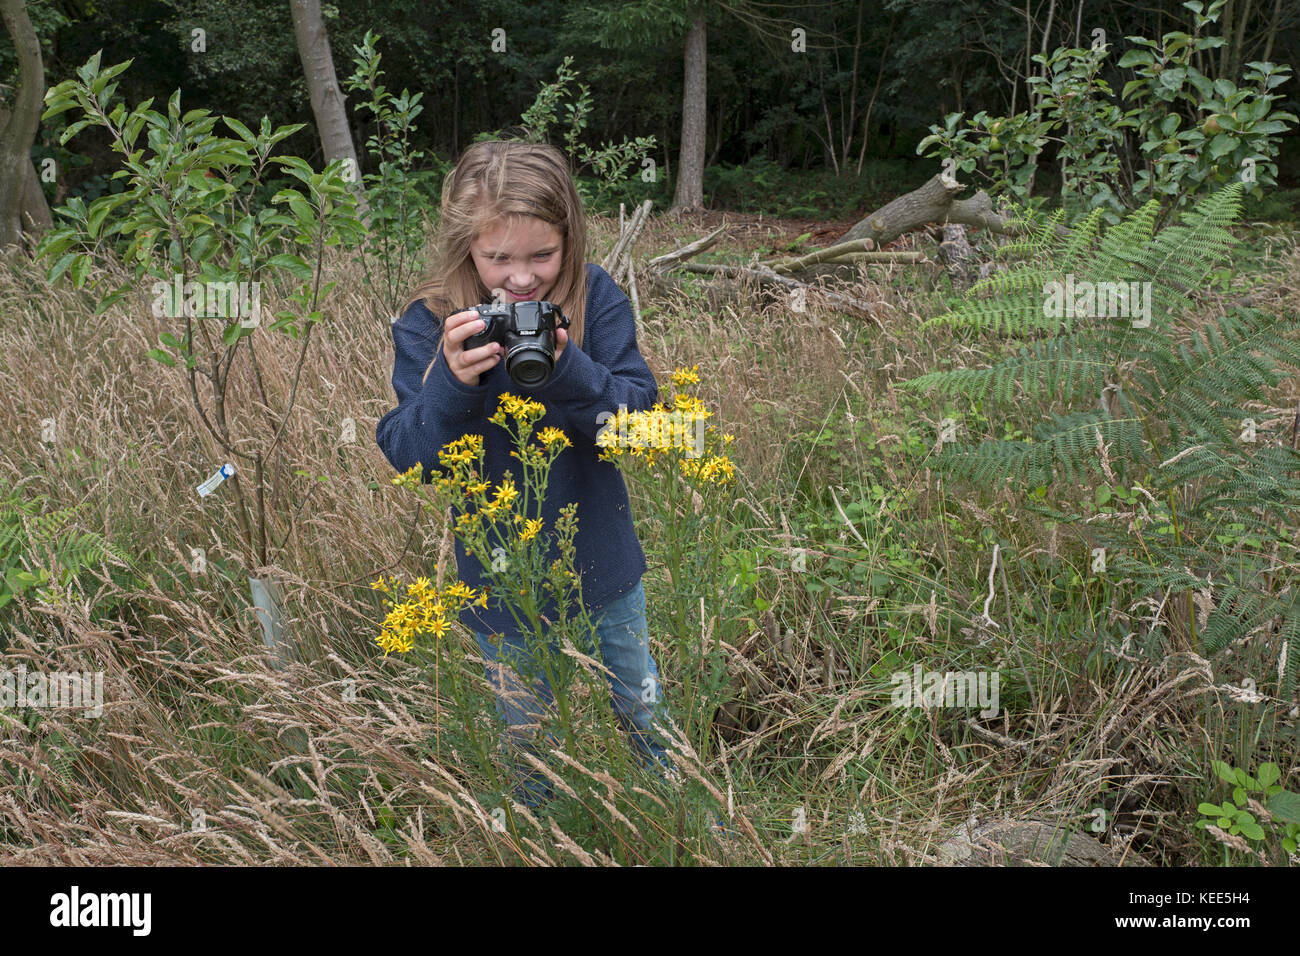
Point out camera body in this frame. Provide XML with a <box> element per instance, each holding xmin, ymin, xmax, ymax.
<box><xmin>461</xmin><ymin>299</ymin><xmax>570</xmax><ymax>387</ymax></box>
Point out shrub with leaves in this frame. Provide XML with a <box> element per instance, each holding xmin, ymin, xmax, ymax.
<box><xmin>343</xmin><ymin>30</ymin><xmax>443</xmax><ymax>312</ymax></box>
<box><xmin>36</xmin><ymin>52</ymin><xmax>367</xmax><ymax>580</ymax></box>
<box><xmin>917</xmin><ymin>2</ymin><xmax>1295</xmax><ymax>218</ymax></box>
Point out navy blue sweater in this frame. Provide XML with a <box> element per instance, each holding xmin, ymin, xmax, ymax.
<box><xmin>375</xmin><ymin>262</ymin><xmax>659</xmax><ymax>639</ymax></box>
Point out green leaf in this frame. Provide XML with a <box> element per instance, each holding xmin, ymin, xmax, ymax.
<box><xmin>221</xmin><ymin>323</ymin><xmax>243</xmax><ymax>347</ymax></box>
<box><xmin>69</xmin><ymin>255</ymin><xmax>92</xmax><ymax>289</ymax></box>
<box><xmin>86</xmin><ymin>200</ymin><xmax>114</xmax><ymax>239</ymax></box>
<box><xmin>223</xmin><ymin>117</ymin><xmax>256</xmax><ymax>144</ymax></box>
<box><xmin>59</xmin><ymin>118</ymin><xmax>94</xmax><ymax>145</ymax></box>
<box><xmin>1267</xmin><ymin>790</ymin><xmax>1300</xmax><ymax>824</ymax></box>
<box><xmin>1159</xmin><ymin>67</ymin><xmax>1187</xmax><ymax>90</ymax></box>
<box><xmin>190</xmin><ymin>233</ymin><xmax>216</xmax><ymax>263</ymax></box>
<box><xmin>266</xmin><ymin>254</ymin><xmax>314</xmax><ymax>280</ymax></box>
<box><xmin>93</xmin><ymin>290</ymin><xmax>127</xmax><ymax>315</ymax></box>
<box><xmin>273</xmin><ymin>156</ymin><xmax>316</xmax><ymax>183</ymax></box>
<box><xmin>146</xmin><ymin>348</ymin><xmax>176</xmax><ymax>367</ymax></box>
<box><xmin>48</xmin><ymin>252</ymin><xmax>79</xmax><ymax>284</ymax></box>
<box><xmin>1239</xmin><ymin>821</ymin><xmax>1265</xmax><ymax>841</ymax></box>
<box><xmin>1208</xmin><ymin>134</ymin><xmax>1240</xmax><ymax>159</ymax></box>
<box><xmin>1257</xmin><ymin>762</ymin><xmax>1280</xmax><ymax>788</ymax></box>
<box><xmin>287</xmin><ymin>195</ymin><xmax>315</xmax><ymax>222</ymax></box>
<box><xmin>1118</xmin><ymin>49</ymin><xmax>1154</xmax><ymax>68</ymax></box>
<box><xmin>1212</xmin><ymin>760</ymin><xmax>1236</xmax><ymax>784</ymax></box>
<box><xmin>1197</xmin><ymin>802</ymin><xmax>1224</xmax><ymax>816</ymax></box>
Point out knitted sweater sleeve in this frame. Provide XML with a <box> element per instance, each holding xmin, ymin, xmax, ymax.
<box><xmin>374</xmin><ymin>301</ymin><xmax>491</xmax><ymax>483</ymax></box>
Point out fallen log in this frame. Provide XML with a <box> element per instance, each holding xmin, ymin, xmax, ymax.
<box><xmin>837</xmin><ymin>170</ymin><xmax>1060</xmax><ymax>249</ymax></box>
<box><xmin>937</xmin><ymin>815</ymin><xmax>1152</xmax><ymax>866</ymax></box>
<box><xmin>670</xmin><ymin>260</ymin><xmax>886</xmax><ymax>330</ymax></box>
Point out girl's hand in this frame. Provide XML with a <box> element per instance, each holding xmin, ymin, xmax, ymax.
<box><xmin>553</xmin><ymin>326</ymin><xmax>567</xmax><ymax>362</ymax></box>
<box><xmin>443</xmin><ymin>310</ymin><xmax>503</xmax><ymax>387</ymax></box>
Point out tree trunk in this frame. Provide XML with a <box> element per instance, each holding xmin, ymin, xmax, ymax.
<box><xmin>669</xmin><ymin>1</ymin><xmax>707</xmax><ymax>216</ymax></box>
<box><xmin>21</xmin><ymin>151</ymin><xmax>51</xmax><ymax>233</ymax></box>
<box><xmin>1229</xmin><ymin>0</ymin><xmax>1253</xmax><ymax>80</ymax></box>
<box><xmin>0</xmin><ymin>101</ymin><xmax>52</xmax><ymax>237</ymax></box>
<box><xmin>785</xmin><ymin>172</ymin><xmax>1067</xmax><ymax>286</ymax></box>
<box><xmin>288</xmin><ymin>0</ymin><xmax>368</xmax><ymax>216</ymax></box>
<box><xmin>1262</xmin><ymin>0</ymin><xmax>1283</xmax><ymax>61</ymax></box>
<box><xmin>937</xmin><ymin>223</ymin><xmax>974</xmax><ymax>292</ymax></box>
<box><xmin>0</xmin><ymin>0</ymin><xmax>44</xmax><ymax>248</ymax></box>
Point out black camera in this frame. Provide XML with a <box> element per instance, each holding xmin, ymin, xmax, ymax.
<box><xmin>461</xmin><ymin>299</ymin><xmax>570</xmax><ymax>387</ymax></box>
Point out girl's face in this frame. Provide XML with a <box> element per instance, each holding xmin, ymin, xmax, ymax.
<box><xmin>469</xmin><ymin>216</ymin><xmax>565</xmax><ymax>304</ymax></box>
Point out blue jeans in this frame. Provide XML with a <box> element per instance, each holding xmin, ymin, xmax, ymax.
<box><xmin>473</xmin><ymin>578</ymin><xmax>671</xmax><ymax>806</ymax></box>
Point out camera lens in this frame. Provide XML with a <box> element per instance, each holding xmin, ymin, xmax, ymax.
<box><xmin>510</xmin><ymin>352</ymin><xmax>549</xmax><ymax>386</ymax></box>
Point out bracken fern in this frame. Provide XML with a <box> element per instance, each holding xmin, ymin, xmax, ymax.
<box><xmin>902</xmin><ymin>182</ymin><xmax>1300</xmax><ymax>696</ymax></box>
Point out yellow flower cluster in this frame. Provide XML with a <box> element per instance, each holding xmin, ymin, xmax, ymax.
<box><xmin>375</xmin><ymin>391</ymin><xmax>580</xmax><ymax>659</ymax></box>
<box><xmin>489</xmin><ymin>392</ymin><xmax>546</xmax><ymax>429</ymax></box>
<box><xmin>370</xmin><ymin>575</ymin><xmax>487</xmax><ymax>656</ymax></box>
<box><xmin>538</xmin><ymin>426</ymin><xmax>571</xmax><ymax>449</ymax></box>
<box><xmin>679</xmin><ymin>454</ymin><xmax>735</xmax><ymax>483</ymax></box>
<box><xmin>438</xmin><ymin>434</ymin><xmax>483</xmax><ymax>468</ymax></box>
<box><xmin>481</xmin><ymin>474</ymin><xmax>520</xmax><ymax>517</ymax></box>
<box><xmin>391</xmin><ymin>463</ymin><xmax>425</xmax><ymax>490</ymax></box>
<box><xmin>671</xmin><ymin>364</ymin><xmax>701</xmax><ymax>387</ymax></box>
<box><xmin>595</xmin><ymin>367</ymin><xmax>736</xmax><ymax>485</ymax></box>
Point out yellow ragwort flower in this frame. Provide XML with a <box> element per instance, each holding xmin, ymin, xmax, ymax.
<box><xmin>673</xmin><ymin>393</ymin><xmax>711</xmax><ymax>418</ymax></box>
<box><xmin>391</xmin><ymin>463</ymin><xmax>424</xmax><ymax>489</ymax></box>
<box><xmin>494</xmin><ymin>392</ymin><xmax>546</xmax><ymax>424</ymax></box>
<box><xmin>491</xmin><ymin>476</ymin><xmax>519</xmax><ymax>511</ymax></box>
<box><xmin>671</xmin><ymin>365</ymin><xmax>701</xmax><ymax>387</ymax></box>
<box><xmin>538</xmin><ymin>426</ymin><xmax>571</xmax><ymax>449</ymax></box>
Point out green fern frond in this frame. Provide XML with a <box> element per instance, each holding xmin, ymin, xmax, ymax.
<box><xmin>901</xmin><ymin>337</ymin><xmax>1111</xmax><ymax>405</ymax></box>
<box><xmin>1091</xmin><ymin>199</ymin><xmax>1161</xmax><ymax>280</ymax></box>
<box><xmin>1201</xmin><ymin>583</ymin><xmax>1276</xmax><ymax>655</ymax></box>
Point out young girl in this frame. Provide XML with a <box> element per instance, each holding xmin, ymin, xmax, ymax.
<box><xmin>375</xmin><ymin>140</ymin><xmax>673</xmax><ymax>806</ymax></box>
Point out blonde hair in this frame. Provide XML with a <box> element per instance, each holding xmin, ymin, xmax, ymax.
<box><xmin>404</xmin><ymin>140</ymin><xmax>590</xmax><ymax>352</ymax></box>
